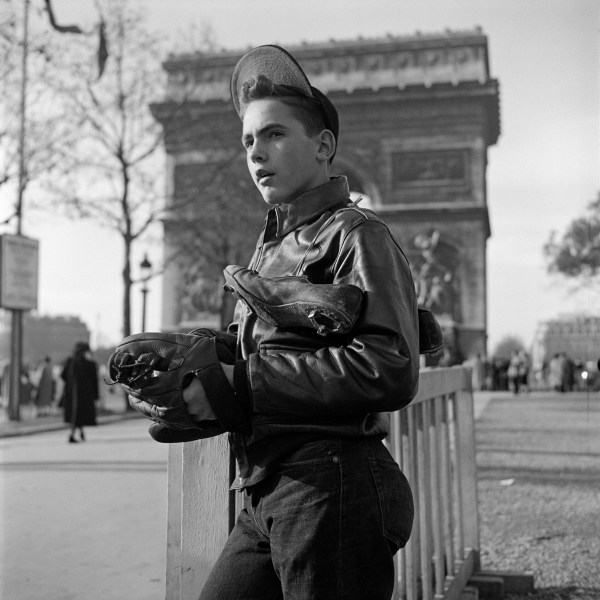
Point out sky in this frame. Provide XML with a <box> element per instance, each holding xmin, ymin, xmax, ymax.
<box><xmin>2</xmin><ymin>0</ymin><xmax>599</xmax><ymax>353</ymax></box>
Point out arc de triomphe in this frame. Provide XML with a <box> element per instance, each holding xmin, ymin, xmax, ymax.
<box><xmin>151</xmin><ymin>28</ymin><xmax>500</xmax><ymax>361</ymax></box>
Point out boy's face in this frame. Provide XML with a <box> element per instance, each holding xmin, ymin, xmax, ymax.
<box><xmin>241</xmin><ymin>98</ymin><xmax>328</xmax><ymax>205</ymax></box>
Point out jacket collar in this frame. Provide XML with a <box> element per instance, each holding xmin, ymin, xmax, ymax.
<box><xmin>272</xmin><ymin>176</ymin><xmax>350</xmax><ymax>237</ymax></box>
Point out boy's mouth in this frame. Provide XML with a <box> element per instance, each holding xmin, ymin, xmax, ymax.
<box><xmin>255</xmin><ymin>169</ymin><xmax>274</xmax><ymax>183</ymax></box>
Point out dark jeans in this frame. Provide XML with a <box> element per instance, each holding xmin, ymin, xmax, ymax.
<box><xmin>198</xmin><ymin>437</ymin><xmax>414</xmax><ymax>600</ymax></box>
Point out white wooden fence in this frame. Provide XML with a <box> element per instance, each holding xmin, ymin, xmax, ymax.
<box><xmin>165</xmin><ymin>366</ymin><xmax>479</xmax><ymax>600</ymax></box>
<box><xmin>388</xmin><ymin>366</ymin><xmax>479</xmax><ymax>600</ymax></box>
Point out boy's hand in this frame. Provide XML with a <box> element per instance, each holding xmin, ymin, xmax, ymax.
<box><xmin>182</xmin><ymin>377</ymin><xmax>215</xmax><ymax>421</ymax></box>
<box><xmin>183</xmin><ymin>363</ymin><xmax>235</xmax><ymax>422</ymax></box>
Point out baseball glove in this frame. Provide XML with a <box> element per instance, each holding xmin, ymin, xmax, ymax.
<box><xmin>107</xmin><ymin>328</ymin><xmax>246</xmax><ymax>440</ymax></box>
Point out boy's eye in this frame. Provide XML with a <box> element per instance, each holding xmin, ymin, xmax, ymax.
<box><xmin>268</xmin><ymin>130</ymin><xmax>282</xmax><ymax>139</ymax></box>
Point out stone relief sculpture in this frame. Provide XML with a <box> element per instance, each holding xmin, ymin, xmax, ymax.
<box><xmin>178</xmin><ymin>262</ymin><xmax>221</xmax><ymax>324</ymax></box>
<box><xmin>412</xmin><ymin>229</ymin><xmax>463</xmax><ymax>365</ymax></box>
<box><xmin>412</xmin><ymin>230</ymin><xmax>457</xmax><ymax>319</ymax></box>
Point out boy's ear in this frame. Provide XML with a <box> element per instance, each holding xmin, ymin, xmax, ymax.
<box><xmin>316</xmin><ymin>129</ymin><xmax>336</xmax><ymax>163</ymax></box>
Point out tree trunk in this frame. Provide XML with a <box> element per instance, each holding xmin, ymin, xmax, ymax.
<box><xmin>122</xmin><ymin>237</ymin><xmax>133</xmax><ymax>410</ymax></box>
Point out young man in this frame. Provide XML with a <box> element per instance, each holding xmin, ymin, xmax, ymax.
<box><xmin>179</xmin><ymin>44</ymin><xmax>420</xmax><ymax>600</ymax></box>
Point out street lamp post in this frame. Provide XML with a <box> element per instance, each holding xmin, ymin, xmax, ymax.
<box><xmin>140</xmin><ymin>254</ymin><xmax>152</xmax><ymax>332</ymax></box>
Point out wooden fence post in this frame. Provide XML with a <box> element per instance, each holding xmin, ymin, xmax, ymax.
<box><xmin>166</xmin><ymin>435</ymin><xmax>230</xmax><ymax>600</ymax></box>
<box><xmin>454</xmin><ymin>370</ymin><xmax>480</xmax><ymax>570</ymax></box>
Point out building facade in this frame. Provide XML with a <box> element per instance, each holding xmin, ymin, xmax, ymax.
<box><xmin>0</xmin><ymin>311</ymin><xmax>91</xmax><ymax>369</ymax></box>
<box><xmin>532</xmin><ymin>314</ymin><xmax>600</xmax><ymax>369</ymax></box>
<box><xmin>151</xmin><ymin>29</ymin><xmax>500</xmax><ymax>360</ymax></box>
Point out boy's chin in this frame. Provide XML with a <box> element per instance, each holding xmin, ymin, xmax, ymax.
<box><xmin>259</xmin><ymin>189</ymin><xmax>286</xmax><ymax>206</ymax></box>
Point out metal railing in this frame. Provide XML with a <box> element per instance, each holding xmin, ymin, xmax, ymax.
<box><xmin>165</xmin><ymin>366</ymin><xmax>478</xmax><ymax>600</ymax></box>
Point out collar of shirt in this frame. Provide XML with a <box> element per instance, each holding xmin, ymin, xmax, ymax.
<box><xmin>271</xmin><ymin>176</ymin><xmax>350</xmax><ymax>237</ymax></box>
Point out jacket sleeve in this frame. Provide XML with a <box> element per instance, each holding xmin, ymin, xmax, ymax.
<box><xmin>245</xmin><ymin>218</ymin><xmax>420</xmax><ymax>419</ymax></box>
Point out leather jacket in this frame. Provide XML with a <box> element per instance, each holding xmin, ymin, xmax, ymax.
<box><xmin>229</xmin><ymin>176</ymin><xmax>419</xmax><ymax>487</ymax></box>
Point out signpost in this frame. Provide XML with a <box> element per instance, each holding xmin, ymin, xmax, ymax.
<box><xmin>0</xmin><ymin>234</ymin><xmax>39</xmax><ymax>421</ymax></box>
<box><xmin>0</xmin><ymin>234</ymin><xmax>39</xmax><ymax>310</ymax></box>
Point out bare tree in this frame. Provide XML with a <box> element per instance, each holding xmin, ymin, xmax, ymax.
<box><xmin>35</xmin><ymin>0</ymin><xmax>175</xmax><ymax>338</ymax></box>
<box><xmin>166</xmin><ymin>154</ymin><xmax>267</xmax><ymax>330</ymax></box>
<box><xmin>0</xmin><ymin>2</ymin><xmax>72</xmax><ymax>214</ymax></box>
<box><xmin>492</xmin><ymin>335</ymin><xmax>525</xmax><ymax>361</ymax></box>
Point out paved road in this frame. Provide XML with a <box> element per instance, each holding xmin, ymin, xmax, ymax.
<box><xmin>0</xmin><ymin>418</ymin><xmax>169</xmax><ymax>600</ymax></box>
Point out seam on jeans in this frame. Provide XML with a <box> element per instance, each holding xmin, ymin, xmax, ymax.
<box><xmin>337</xmin><ymin>442</ymin><xmax>343</xmax><ymax>600</ymax></box>
<box><xmin>249</xmin><ymin>492</ymin><xmax>269</xmax><ymax>539</ymax></box>
<box><xmin>368</xmin><ymin>458</ymin><xmax>387</xmax><ymax>542</ymax></box>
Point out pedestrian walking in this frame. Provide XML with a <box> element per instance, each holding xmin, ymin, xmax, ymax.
<box><xmin>61</xmin><ymin>342</ymin><xmax>99</xmax><ymax>443</ymax></box>
<box><xmin>34</xmin><ymin>356</ymin><xmax>55</xmax><ymax>416</ymax></box>
<box><xmin>464</xmin><ymin>352</ymin><xmax>485</xmax><ymax>391</ymax></box>
<box><xmin>507</xmin><ymin>350</ymin><xmax>522</xmax><ymax>394</ymax></box>
<box><xmin>517</xmin><ymin>349</ymin><xmax>530</xmax><ymax>393</ymax></box>
<box><xmin>549</xmin><ymin>353</ymin><xmax>562</xmax><ymax>391</ymax></box>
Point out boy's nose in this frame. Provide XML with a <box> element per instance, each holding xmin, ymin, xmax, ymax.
<box><xmin>249</xmin><ymin>141</ymin><xmax>265</xmax><ymax>163</ymax></box>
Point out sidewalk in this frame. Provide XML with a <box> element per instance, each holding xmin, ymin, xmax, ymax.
<box><xmin>0</xmin><ymin>392</ymin><xmax>142</xmax><ymax>438</ymax></box>
<box><xmin>0</xmin><ymin>389</ymin><xmax>496</xmax><ymax>439</ymax></box>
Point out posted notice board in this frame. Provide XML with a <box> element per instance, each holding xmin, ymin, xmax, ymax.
<box><xmin>0</xmin><ymin>234</ymin><xmax>39</xmax><ymax>310</ymax></box>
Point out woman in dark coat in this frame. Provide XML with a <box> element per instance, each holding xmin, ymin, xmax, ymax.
<box><xmin>61</xmin><ymin>342</ymin><xmax>99</xmax><ymax>443</ymax></box>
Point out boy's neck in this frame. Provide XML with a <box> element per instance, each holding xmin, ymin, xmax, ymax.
<box><xmin>282</xmin><ymin>175</ymin><xmax>332</xmax><ymax>205</ymax></box>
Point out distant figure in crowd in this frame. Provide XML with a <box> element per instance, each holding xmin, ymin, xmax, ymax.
<box><xmin>0</xmin><ymin>362</ymin><xmax>30</xmax><ymax>406</ymax></box>
<box><xmin>491</xmin><ymin>357</ymin><xmax>509</xmax><ymax>391</ymax></box>
<box><xmin>548</xmin><ymin>354</ymin><xmax>561</xmax><ymax>391</ymax></box>
<box><xmin>548</xmin><ymin>352</ymin><xmax>575</xmax><ymax>393</ymax></box>
<box><xmin>507</xmin><ymin>350</ymin><xmax>521</xmax><ymax>394</ymax></box>
<box><xmin>517</xmin><ymin>349</ymin><xmax>530</xmax><ymax>393</ymax></box>
<box><xmin>505</xmin><ymin>349</ymin><xmax>530</xmax><ymax>395</ymax></box>
<box><xmin>34</xmin><ymin>356</ymin><xmax>55</xmax><ymax>416</ymax></box>
<box><xmin>61</xmin><ymin>342</ymin><xmax>99</xmax><ymax>443</ymax></box>
<box><xmin>464</xmin><ymin>352</ymin><xmax>485</xmax><ymax>391</ymax></box>
<box><xmin>0</xmin><ymin>361</ymin><xmax>10</xmax><ymax>405</ymax></box>
<box><xmin>20</xmin><ymin>366</ymin><xmax>35</xmax><ymax>406</ymax></box>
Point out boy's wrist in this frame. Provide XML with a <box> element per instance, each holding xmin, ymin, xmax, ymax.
<box><xmin>220</xmin><ymin>362</ymin><xmax>235</xmax><ymax>387</ymax></box>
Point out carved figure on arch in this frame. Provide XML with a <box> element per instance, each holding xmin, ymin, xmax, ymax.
<box><xmin>411</xmin><ymin>229</ymin><xmax>457</xmax><ymax>319</ymax></box>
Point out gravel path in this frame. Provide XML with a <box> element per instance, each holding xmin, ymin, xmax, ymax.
<box><xmin>475</xmin><ymin>391</ymin><xmax>600</xmax><ymax>600</ymax></box>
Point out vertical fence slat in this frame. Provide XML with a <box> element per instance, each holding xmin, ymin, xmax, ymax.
<box><xmin>454</xmin><ymin>386</ymin><xmax>480</xmax><ymax>569</ymax></box>
<box><xmin>398</xmin><ymin>411</ymin><xmax>408</xmax><ymax>600</ymax></box>
<box><xmin>166</xmin><ymin>436</ymin><xmax>230</xmax><ymax>600</ymax></box>
<box><xmin>440</xmin><ymin>395</ymin><xmax>456</xmax><ymax>577</ymax></box>
<box><xmin>166</xmin><ymin>443</ymin><xmax>183</xmax><ymax>600</ymax></box>
<box><xmin>450</xmin><ymin>393</ymin><xmax>465</xmax><ymax>561</ymax></box>
<box><xmin>417</xmin><ymin>402</ymin><xmax>433</xmax><ymax>599</ymax></box>
<box><xmin>431</xmin><ymin>396</ymin><xmax>446</xmax><ymax>598</ymax></box>
<box><xmin>406</xmin><ymin>405</ymin><xmax>419</xmax><ymax>600</ymax></box>
<box><xmin>391</xmin><ymin>410</ymin><xmax>407</xmax><ymax>600</ymax></box>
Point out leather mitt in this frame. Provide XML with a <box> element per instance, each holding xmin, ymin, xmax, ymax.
<box><xmin>223</xmin><ymin>264</ymin><xmax>363</xmax><ymax>336</ymax></box>
<box><xmin>107</xmin><ymin>328</ymin><xmax>246</xmax><ymax>438</ymax></box>
<box><xmin>417</xmin><ymin>308</ymin><xmax>444</xmax><ymax>355</ymax></box>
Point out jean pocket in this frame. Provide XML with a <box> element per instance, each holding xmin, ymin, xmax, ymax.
<box><xmin>277</xmin><ymin>439</ymin><xmax>340</xmax><ymax>469</ymax></box>
<box><xmin>369</xmin><ymin>457</ymin><xmax>414</xmax><ymax>553</ymax></box>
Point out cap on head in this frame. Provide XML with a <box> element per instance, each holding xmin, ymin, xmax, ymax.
<box><xmin>231</xmin><ymin>45</ymin><xmax>339</xmax><ymax>154</ymax></box>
